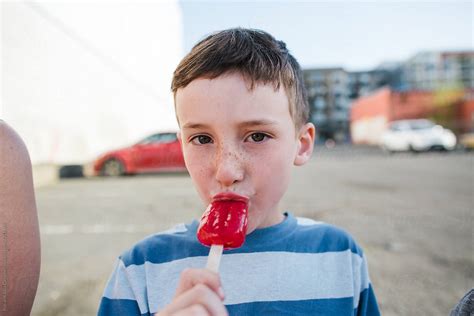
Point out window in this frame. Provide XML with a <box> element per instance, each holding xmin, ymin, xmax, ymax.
<box><xmin>360</xmin><ymin>73</ymin><xmax>370</xmax><ymax>83</ymax></box>
<box><xmin>409</xmin><ymin>120</ymin><xmax>434</xmax><ymax>130</ymax></box>
<box><xmin>138</xmin><ymin>133</ymin><xmax>177</xmax><ymax>145</ymax></box>
<box><xmin>389</xmin><ymin>123</ymin><xmax>405</xmax><ymax>132</ymax></box>
<box><xmin>159</xmin><ymin>133</ymin><xmax>178</xmax><ymax>143</ymax></box>
<box><xmin>314</xmin><ymin>98</ymin><xmax>325</xmax><ymax>109</ymax></box>
<box><xmin>139</xmin><ymin>134</ymin><xmax>162</xmax><ymax>144</ymax></box>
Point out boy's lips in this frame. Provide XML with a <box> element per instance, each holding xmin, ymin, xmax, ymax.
<box><xmin>211</xmin><ymin>192</ymin><xmax>249</xmax><ymax>203</ymax></box>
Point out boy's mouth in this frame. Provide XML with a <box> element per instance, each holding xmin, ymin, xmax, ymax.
<box><xmin>212</xmin><ymin>192</ymin><xmax>249</xmax><ymax>203</ymax></box>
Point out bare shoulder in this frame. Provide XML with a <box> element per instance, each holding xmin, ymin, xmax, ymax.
<box><xmin>0</xmin><ymin>120</ymin><xmax>40</xmax><ymax>316</ymax></box>
<box><xmin>0</xmin><ymin>119</ymin><xmax>36</xmax><ymax>218</ymax></box>
<box><xmin>0</xmin><ymin>120</ymin><xmax>34</xmax><ymax>203</ymax></box>
<box><xmin>0</xmin><ymin>119</ymin><xmax>31</xmax><ymax>168</ymax></box>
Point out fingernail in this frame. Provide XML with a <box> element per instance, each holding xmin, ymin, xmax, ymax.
<box><xmin>218</xmin><ymin>287</ymin><xmax>225</xmax><ymax>299</ymax></box>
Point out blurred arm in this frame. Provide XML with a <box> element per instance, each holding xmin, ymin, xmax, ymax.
<box><xmin>0</xmin><ymin>120</ymin><xmax>41</xmax><ymax>316</ymax></box>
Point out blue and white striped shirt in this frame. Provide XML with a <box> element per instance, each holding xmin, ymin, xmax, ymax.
<box><xmin>98</xmin><ymin>213</ymin><xmax>380</xmax><ymax>315</ymax></box>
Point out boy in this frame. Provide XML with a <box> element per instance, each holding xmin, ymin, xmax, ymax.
<box><xmin>98</xmin><ymin>28</ymin><xmax>380</xmax><ymax>315</ymax></box>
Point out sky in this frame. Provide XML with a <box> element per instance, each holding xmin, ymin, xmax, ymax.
<box><xmin>180</xmin><ymin>1</ymin><xmax>473</xmax><ymax>71</ymax></box>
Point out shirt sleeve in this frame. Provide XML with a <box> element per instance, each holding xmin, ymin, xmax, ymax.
<box><xmin>356</xmin><ymin>283</ymin><xmax>380</xmax><ymax>316</ymax></box>
<box><xmin>355</xmin><ymin>254</ymin><xmax>381</xmax><ymax>316</ymax></box>
<box><xmin>97</xmin><ymin>258</ymin><xmax>148</xmax><ymax>316</ymax></box>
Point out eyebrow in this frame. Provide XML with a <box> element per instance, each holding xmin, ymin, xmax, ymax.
<box><xmin>182</xmin><ymin>119</ymin><xmax>278</xmax><ymax>130</ymax></box>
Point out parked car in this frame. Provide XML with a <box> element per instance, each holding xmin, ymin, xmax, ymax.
<box><xmin>459</xmin><ymin>132</ymin><xmax>474</xmax><ymax>151</ymax></box>
<box><xmin>93</xmin><ymin>132</ymin><xmax>186</xmax><ymax>176</ymax></box>
<box><xmin>381</xmin><ymin>119</ymin><xmax>456</xmax><ymax>153</ymax></box>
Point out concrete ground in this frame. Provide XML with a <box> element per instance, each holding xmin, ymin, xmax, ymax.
<box><xmin>31</xmin><ymin>147</ymin><xmax>473</xmax><ymax>315</ymax></box>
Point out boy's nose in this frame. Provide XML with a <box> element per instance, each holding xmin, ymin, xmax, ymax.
<box><xmin>214</xmin><ymin>149</ymin><xmax>244</xmax><ymax>187</ymax></box>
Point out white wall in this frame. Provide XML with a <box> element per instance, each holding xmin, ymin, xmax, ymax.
<box><xmin>1</xmin><ymin>2</ymin><xmax>183</xmax><ymax>165</ymax></box>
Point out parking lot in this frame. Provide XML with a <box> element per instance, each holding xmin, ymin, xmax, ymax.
<box><xmin>31</xmin><ymin>147</ymin><xmax>473</xmax><ymax>315</ymax></box>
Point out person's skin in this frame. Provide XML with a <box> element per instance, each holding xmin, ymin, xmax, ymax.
<box><xmin>155</xmin><ymin>72</ymin><xmax>315</xmax><ymax>315</ymax></box>
<box><xmin>0</xmin><ymin>121</ymin><xmax>41</xmax><ymax>316</ymax></box>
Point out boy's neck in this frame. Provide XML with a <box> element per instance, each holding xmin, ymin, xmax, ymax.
<box><xmin>257</xmin><ymin>212</ymin><xmax>286</xmax><ymax>229</ymax></box>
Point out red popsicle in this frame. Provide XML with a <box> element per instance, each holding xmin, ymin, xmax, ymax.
<box><xmin>197</xmin><ymin>193</ymin><xmax>249</xmax><ymax>272</ymax></box>
<box><xmin>197</xmin><ymin>199</ymin><xmax>249</xmax><ymax>249</ymax></box>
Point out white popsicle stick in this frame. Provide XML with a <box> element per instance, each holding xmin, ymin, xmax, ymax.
<box><xmin>206</xmin><ymin>244</ymin><xmax>224</xmax><ymax>273</ymax></box>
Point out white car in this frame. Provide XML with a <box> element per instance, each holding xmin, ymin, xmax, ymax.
<box><xmin>381</xmin><ymin>119</ymin><xmax>456</xmax><ymax>153</ymax></box>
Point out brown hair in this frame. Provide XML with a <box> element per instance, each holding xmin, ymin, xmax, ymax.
<box><xmin>171</xmin><ymin>28</ymin><xmax>309</xmax><ymax>128</ymax></box>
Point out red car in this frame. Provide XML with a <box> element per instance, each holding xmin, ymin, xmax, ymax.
<box><xmin>93</xmin><ymin>132</ymin><xmax>186</xmax><ymax>176</ymax></box>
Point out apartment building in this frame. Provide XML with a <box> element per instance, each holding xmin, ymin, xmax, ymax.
<box><xmin>303</xmin><ymin>67</ymin><xmax>392</xmax><ymax>142</ymax></box>
<box><xmin>304</xmin><ymin>68</ymin><xmax>350</xmax><ymax>142</ymax></box>
<box><xmin>402</xmin><ymin>51</ymin><xmax>474</xmax><ymax>91</ymax></box>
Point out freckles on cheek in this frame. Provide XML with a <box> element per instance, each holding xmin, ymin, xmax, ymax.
<box><xmin>186</xmin><ymin>158</ymin><xmax>206</xmax><ymax>179</ymax></box>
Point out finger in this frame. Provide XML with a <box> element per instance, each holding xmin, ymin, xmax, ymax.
<box><xmin>154</xmin><ymin>305</ymin><xmax>209</xmax><ymax>316</ymax></box>
<box><xmin>172</xmin><ymin>304</ymin><xmax>210</xmax><ymax>316</ymax></box>
<box><xmin>165</xmin><ymin>284</ymin><xmax>228</xmax><ymax>316</ymax></box>
<box><xmin>175</xmin><ymin>268</ymin><xmax>225</xmax><ymax>300</ymax></box>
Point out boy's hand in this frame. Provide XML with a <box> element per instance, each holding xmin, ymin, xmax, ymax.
<box><xmin>155</xmin><ymin>268</ymin><xmax>228</xmax><ymax>316</ymax></box>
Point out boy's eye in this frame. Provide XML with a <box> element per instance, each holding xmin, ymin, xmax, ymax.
<box><xmin>247</xmin><ymin>133</ymin><xmax>268</xmax><ymax>143</ymax></box>
<box><xmin>191</xmin><ymin>135</ymin><xmax>213</xmax><ymax>145</ymax></box>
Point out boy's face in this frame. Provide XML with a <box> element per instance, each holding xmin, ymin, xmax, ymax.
<box><xmin>175</xmin><ymin>72</ymin><xmax>314</xmax><ymax>234</ymax></box>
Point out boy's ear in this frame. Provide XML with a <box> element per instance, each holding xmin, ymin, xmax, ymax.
<box><xmin>294</xmin><ymin>123</ymin><xmax>315</xmax><ymax>166</ymax></box>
